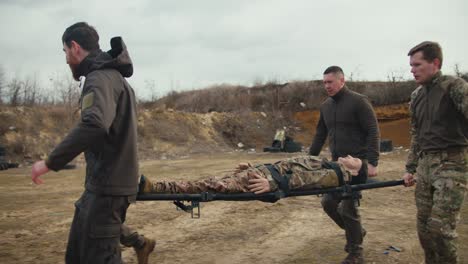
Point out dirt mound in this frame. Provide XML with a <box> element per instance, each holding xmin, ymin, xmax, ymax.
<box><xmin>137</xmin><ymin>108</ymin><xmax>294</xmax><ymax>159</ymax></box>
<box><xmin>0</xmin><ymin>106</ymin><xmax>76</xmax><ymax>164</ymax></box>
<box><xmin>0</xmin><ymin>106</ymin><xmax>295</xmax><ymax>163</ymax></box>
<box><xmin>0</xmin><ymin>103</ymin><xmax>409</xmax><ymax>164</ymax></box>
<box><xmin>291</xmin><ymin>103</ymin><xmax>410</xmax><ymax>149</ymax></box>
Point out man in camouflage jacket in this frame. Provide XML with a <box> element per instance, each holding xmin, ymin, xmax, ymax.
<box><xmin>403</xmin><ymin>41</ymin><xmax>468</xmax><ymax>264</ymax></box>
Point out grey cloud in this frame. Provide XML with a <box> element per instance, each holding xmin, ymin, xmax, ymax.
<box><xmin>1</xmin><ymin>0</ymin><xmax>467</xmax><ymax>98</ymax></box>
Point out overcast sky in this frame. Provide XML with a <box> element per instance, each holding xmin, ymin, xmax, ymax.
<box><xmin>0</xmin><ymin>0</ymin><xmax>467</xmax><ymax>99</ymax></box>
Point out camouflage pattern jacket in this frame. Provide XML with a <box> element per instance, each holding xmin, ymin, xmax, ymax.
<box><xmin>256</xmin><ymin>155</ymin><xmax>344</xmax><ymax>192</ymax></box>
<box><xmin>406</xmin><ymin>71</ymin><xmax>468</xmax><ymax>173</ymax></box>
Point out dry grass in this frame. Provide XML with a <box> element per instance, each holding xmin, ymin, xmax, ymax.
<box><xmin>0</xmin><ymin>102</ymin><xmax>411</xmax><ymax>165</ymax></box>
<box><xmin>0</xmin><ymin>105</ymin><xmax>78</xmax><ymax>163</ymax></box>
<box><xmin>151</xmin><ymin>80</ymin><xmax>416</xmax><ymax>113</ymax></box>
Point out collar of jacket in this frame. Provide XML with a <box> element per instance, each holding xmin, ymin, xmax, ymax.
<box><xmin>74</xmin><ymin>37</ymin><xmax>134</xmax><ymax>78</ymax></box>
<box><xmin>76</xmin><ymin>50</ymin><xmax>105</xmax><ymax>77</ymax></box>
<box><xmin>331</xmin><ymin>86</ymin><xmax>348</xmax><ymax>101</ymax></box>
<box><xmin>423</xmin><ymin>71</ymin><xmax>442</xmax><ymax>89</ymax></box>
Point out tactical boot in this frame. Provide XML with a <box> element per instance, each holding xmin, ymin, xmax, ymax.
<box><xmin>138</xmin><ymin>175</ymin><xmax>152</xmax><ymax>194</ymax></box>
<box><xmin>139</xmin><ymin>175</ymin><xmax>174</xmax><ymax>193</ymax></box>
<box><xmin>134</xmin><ymin>237</ymin><xmax>156</xmax><ymax>264</ymax></box>
<box><xmin>338</xmin><ymin>155</ymin><xmax>362</xmax><ymax>176</ymax></box>
<box><xmin>341</xmin><ymin>252</ymin><xmax>364</xmax><ymax>264</ymax></box>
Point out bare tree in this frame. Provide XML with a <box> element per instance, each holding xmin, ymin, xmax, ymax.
<box><xmin>7</xmin><ymin>77</ymin><xmax>23</xmax><ymax>106</ymax></box>
<box><xmin>144</xmin><ymin>79</ymin><xmax>159</xmax><ymax>101</ymax></box>
<box><xmin>0</xmin><ymin>65</ymin><xmax>5</xmax><ymax>104</ymax></box>
<box><xmin>454</xmin><ymin>63</ymin><xmax>468</xmax><ymax>82</ymax></box>
<box><xmin>49</xmin><ymin>72</ymin><xmax>80</xmax><ymax>106</ymax></box>
<box><xmin>49</xmin><ymin>73</ymin><xmax>80</xmax><ymax>121</ymax></box>
<box><xmin>3</xmin><ymin>74</ymin><xmax>45</xmax><ymax>106</ymax></box>
<box><xmin>22</xmin><ymin>75</ymin><xmax>42</xmax><ymax>106</ymax></box>
<box><xmin>61</xmin><ymin>76</ymin><xmax>80</xmax><ymax>108</ymax></box>
<box><xmin>454</xmin><ymin>63</ymin><xmax>462</xmax><ymax>77</ymax></box>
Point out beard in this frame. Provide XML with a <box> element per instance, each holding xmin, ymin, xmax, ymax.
<box><xmin>69</xmin><ymin>63</ymin><xmax>81</xmax><ymax>81</ymax></box>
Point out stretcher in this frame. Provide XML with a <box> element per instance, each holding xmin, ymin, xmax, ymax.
<box><xmin>136</xmin><ymin>179</ymin><xmax>405</xmax><ymax>218</ymax></box>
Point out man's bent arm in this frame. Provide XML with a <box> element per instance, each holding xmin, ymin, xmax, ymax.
<box><xmin>46</xmin><ymin>124</ymin><xmax>107</xmax><ymax>170</ymax></box>
<box><xmin>358</xmin><ymin>97</ymin><xmax>380</xmax><ymax>166</ymax></box>
<box><xmin>405</xmin><ymin>89</ymin><xmax>421</xmax><ymax>174</ymax></box>
<box><xmin>46</xmin><ymin>74</ymin><xmax>118</xmax><ymax>171</ymax></box>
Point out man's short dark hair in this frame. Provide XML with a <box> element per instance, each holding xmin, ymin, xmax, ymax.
<box><xmin>323</xmin><ymin>66</ymin><xmax>344</xmax><ymax>75</ymax></box>
<box><xmin>408</xmin><ymin>41</ymin><xmax>443</xmax><ymax>69</ymax></box>
<box><xmin>62</xmin><ymin>22</ymin><xmax>100</xmax><ymax>52</ymax></box>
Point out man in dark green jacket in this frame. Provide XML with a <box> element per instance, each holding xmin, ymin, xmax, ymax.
<box><xmin>309</xmin><ymin>66</ymin><xmax>380</xmax><ymax>264</ymax></box>
<box><xmin>31</xmin><ymin>22</ymin><xmax>154</xmax><ymax>264</ymax></box>
<box><xmin>403</xmin><ymin>41</ymin><xmax>468</xmax><ymax>264</ymax></box>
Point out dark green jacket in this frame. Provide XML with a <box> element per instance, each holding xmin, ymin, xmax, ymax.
<box><xmin>309</xmin><ymin>87</ymin><xmax>380</xmax><ymax>167</ymax></box>
<box><xmin>405</xmin><ymin>72</ymin><xmax>468</xmax><ymax>173</ymax></box>
<box><xmin>46</xmin><ymin>37</ymin><xmax>139</xmax><ymax>196</ymax></box>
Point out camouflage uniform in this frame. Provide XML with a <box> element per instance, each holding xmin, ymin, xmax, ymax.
<box><xmin>406</xmin><ymin>72</ymin><xmax>468</xmax><ymax>264</ymax></box>
<box><xmin>144</xmin><ymin>156</ymin><xmax>348</xmax><ymax>193</ymax></box>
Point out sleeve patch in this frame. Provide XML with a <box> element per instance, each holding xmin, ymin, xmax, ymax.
<box><xmin>81</xmin><ymin>92</ymin><xmax>94</xmax><ymax>111</ymax></box>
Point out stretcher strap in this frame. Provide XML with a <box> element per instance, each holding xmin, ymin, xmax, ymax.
<box><xmin>321</xmin><ymin>160</ymin><xmax>345</xmax><ymax>185</ymax></box>
<box><xmin>265</xmin><ymin>164</ymin><xmax>291</xmax><ymax>194</ymax></box>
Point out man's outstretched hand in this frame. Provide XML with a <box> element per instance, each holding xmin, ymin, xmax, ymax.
<box><xmin>247</xmin><ymin>171</ymin><xmax>271</xmax><ymax>194</ymax></box>
<box><xmin>31</xmin><ymin>160</ymin><xmax>50</xmax><ymax>185</ymax></box>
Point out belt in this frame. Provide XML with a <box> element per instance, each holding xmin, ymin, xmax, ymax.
<box><xmin>420</xmin><ymin>146</ymin><xmax>467</xmax><ymax>158</ymax></box>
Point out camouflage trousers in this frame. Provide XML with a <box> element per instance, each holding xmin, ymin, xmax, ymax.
<box><xmin>415</xmin><ymin>148</ymin><xmax>468</xmax><ymax>264</ymax></box>
<box><xmin>148</xmin><ymin>169</ymin><xmax>256</xmax><ymax>193</ymax></box>
<box><xmin>146</xmin><ymin>157</ymin><xmax>341</xmax><ymax>194</ymax></box>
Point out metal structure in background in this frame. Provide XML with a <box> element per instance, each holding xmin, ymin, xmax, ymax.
<box><xmin>137</xmin><ymin>179</ymin><xmax>404</xmax><ymax>218</ymax></box>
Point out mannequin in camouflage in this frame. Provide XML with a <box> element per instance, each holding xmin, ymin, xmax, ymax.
<box><xmin>139</xmin><ymin>155</ymin><xmax>362</xmax><ymax>195</ymax></box>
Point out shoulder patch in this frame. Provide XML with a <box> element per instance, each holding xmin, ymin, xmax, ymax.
<box><xmin>81</xmin><ymin>92</ymin><xmax>94</xmax><ymax>111</ymax></box>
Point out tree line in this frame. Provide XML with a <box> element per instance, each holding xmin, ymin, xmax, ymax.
<box><xmin>1</xmin><ymin>64</ymin><xmax>467</xmax><ymax>112</ymax></box>
<box><xmin>0</xmin><ymin>65</ymin><xmax>80</xmax><ymax>108</ymax></box>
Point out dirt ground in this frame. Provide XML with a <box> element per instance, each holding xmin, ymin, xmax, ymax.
<box><xmin>1</xmin><ymin>150</ymin><xmax>468</xmax><ymax>264</ymax></box>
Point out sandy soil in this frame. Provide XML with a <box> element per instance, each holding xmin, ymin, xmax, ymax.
<box><xmin>1</xmin><ymin>150</ymin><xmax>468</xmax><ymax>264</ymax></box>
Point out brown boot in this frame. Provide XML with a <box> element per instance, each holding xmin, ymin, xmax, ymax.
<box><xmin>134</xmin><ymin>237</ymin><xmax>156</xmax><ymax>264</ymax></box>
<box><xmin>138</xmin><ymin>175</ymin><xmax>153</xmax><ymax>194</ymax></box>
<box><xmin>341</xmin><ymin>252</ymin><xmax>364</xmax><ymax>264</ymax></box>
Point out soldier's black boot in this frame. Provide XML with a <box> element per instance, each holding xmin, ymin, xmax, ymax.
<box><xmin>341</xmin><ymin>252</ymin><xmax>364</xmax><ymax>264</ymax></box>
